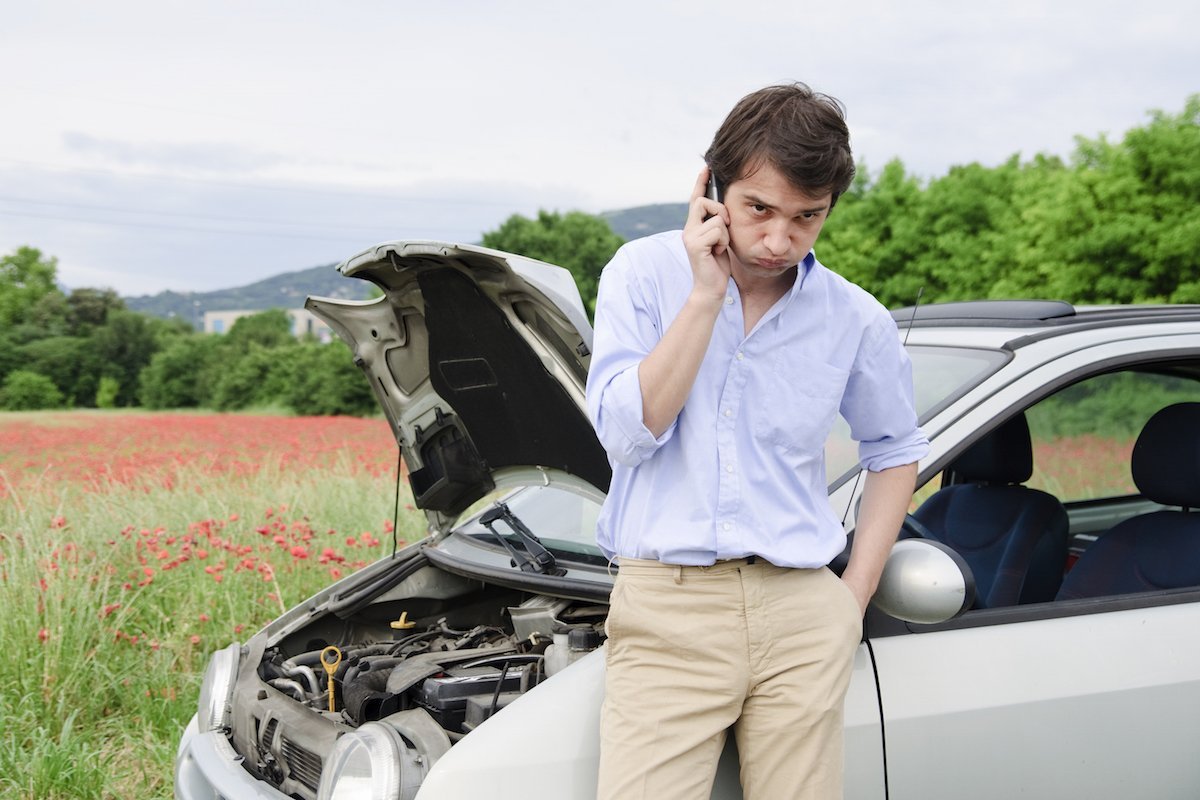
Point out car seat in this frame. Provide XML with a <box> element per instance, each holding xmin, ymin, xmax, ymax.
<box><xmin>912</xmin><ymin>413</ymin><xmax>1069</xmax><ymax>607</ymax></box>
<box><xmin>1056</xmin><ymin>402</ymin><xmax>1200</xmax><ymax>600</ymax></box>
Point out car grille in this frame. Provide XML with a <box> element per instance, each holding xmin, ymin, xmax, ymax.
<box><xmin>280</xmin><ymin>736</ymin><xmax>323</xmax><ymax>792</ymax></box>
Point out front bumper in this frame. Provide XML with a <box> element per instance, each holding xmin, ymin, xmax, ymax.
<box><xmin>175</xmin><ymin>715</ymin><xmax>290</xmax><ymax>800</ymax></box>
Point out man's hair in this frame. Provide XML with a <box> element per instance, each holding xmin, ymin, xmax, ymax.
<box><xmin>704</xmin><ymin>82</ymin><xmax>855</xmax><ymax>208</ymax></box>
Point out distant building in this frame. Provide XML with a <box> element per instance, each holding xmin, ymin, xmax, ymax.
<box><xmin>202</xmin><ymin>309</ymin><xmax>333</xmax><ymax>342</ymax></box>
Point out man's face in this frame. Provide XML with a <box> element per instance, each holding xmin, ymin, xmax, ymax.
<box><xmin>723</xmin><ymin>161</ymin><xmax>832</xmax><ymax>280</ymax></box>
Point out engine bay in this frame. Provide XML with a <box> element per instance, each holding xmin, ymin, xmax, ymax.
<box><xmin>228</xmin><ymin>559</ymin><xmax>608</xmax><ymax>799</ymax></box>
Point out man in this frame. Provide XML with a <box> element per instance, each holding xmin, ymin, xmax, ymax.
<box><xmin>584</xmin><ymin>83</ymin><xmax>929</xmax><ymax>799</ymax></box>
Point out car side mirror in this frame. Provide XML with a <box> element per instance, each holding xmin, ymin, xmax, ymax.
<box><xmin>871</xmin><ymin>539</ymin><xmax>975</xmax><ymax>624</ymax></box>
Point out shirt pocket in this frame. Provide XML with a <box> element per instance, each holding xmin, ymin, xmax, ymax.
<box><xmin>753</xmin><ymin>352</ymin><xmax>850</xmax><ymax>454</ymax></box>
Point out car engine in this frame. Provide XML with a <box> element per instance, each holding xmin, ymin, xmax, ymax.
<box><xmin>227</xmin><ymin>559</ymin><xmax>607</xmax><ymax>799</ymax></box>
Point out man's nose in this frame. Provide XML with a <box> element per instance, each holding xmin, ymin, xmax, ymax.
<box><xmin>763</xmin><ymin>221</ymin><xmax>791</xmax><ymax>255</ymax></box>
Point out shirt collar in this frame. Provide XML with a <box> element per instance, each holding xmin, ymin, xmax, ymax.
<box><xmin>779</xmin><ymin>250</ymin><xmax>817</xmax><ymax>308</ymax></box>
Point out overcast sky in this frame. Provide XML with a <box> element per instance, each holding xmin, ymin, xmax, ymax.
<box><xmin>2</xmin><ymin>1</ymin><xmax>1197</xmax><ymax>298</ymax></box>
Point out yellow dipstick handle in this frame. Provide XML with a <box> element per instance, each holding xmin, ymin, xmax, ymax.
<box><xmin>390</xmin><ymin>611</ymin><xmax>416</xmax><ymax>630</ymax></box>
<box><xmin>320</xmin><ymin>646</ymin><xmax>342</xmax><ymax>713</ymax></box>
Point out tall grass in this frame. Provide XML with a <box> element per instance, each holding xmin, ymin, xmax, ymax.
<box><xmin>0</xmin><ymin>412</ymin><xmax>426</xmax><ymax>799</ymax></box>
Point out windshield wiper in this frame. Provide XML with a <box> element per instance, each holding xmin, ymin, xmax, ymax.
<box><xmin>478</xmin><ymin>503</ymin><xmax>564</xmax><ymax>576</ymax></box>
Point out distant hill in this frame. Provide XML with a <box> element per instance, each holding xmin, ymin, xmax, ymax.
<box><xmin>124</xmin><ymin>204</ymin><xmax>687</xmax><ymax>324</ymax></box>
<box><xmin>602</xmin><ymin>203</ymin><xmax>687</xmax><ymax>241</ymax></box>
<box><xmin>124</xmin><ymin>263</ymin><xmax>372</xmax><ymax>323</ymax></box>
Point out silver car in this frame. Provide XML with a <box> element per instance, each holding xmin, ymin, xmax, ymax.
<box><xmin>175</xmin><ymin>241</ymin><xmax>1200</xmax><ymax>800</ymax></box>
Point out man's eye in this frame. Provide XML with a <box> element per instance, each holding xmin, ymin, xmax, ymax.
<box><xmin>752</xmin><ymin>205</ymin><xmax>767</xmax><ymax>214</ymax></box>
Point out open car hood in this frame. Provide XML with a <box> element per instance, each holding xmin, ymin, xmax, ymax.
<box><xmin>306</xmin><ymin>241</ymin><xmax>611</xmax><ymax>535</ymax></box>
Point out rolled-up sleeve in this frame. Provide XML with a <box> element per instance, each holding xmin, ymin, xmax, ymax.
<box><xmin>585</xmin><ymin>247</ymin><xmax>677</xmax><ymax>467</ymax></box>
<box><xmin>841</xmin><ymin>313</ymin><xmax>930</xmax><ymax>472</ymax></box>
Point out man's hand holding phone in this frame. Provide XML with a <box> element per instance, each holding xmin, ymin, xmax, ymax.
<box><xmin>683</xmin><ymin>166</ymin><xmax>731</xmax><ymax>303</ymax></box>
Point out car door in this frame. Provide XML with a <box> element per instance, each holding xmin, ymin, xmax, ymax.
<box><xmin>871</xmin><ymin>597</ymin><xmax>1200</xmax><ymax>799</ymax></box>
<box><xmin>866</xmin><ymin>335</ymin><xmax>1200</xmax><ymax>799</ymax></box>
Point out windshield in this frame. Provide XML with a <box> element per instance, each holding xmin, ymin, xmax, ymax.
<box><xmin>451</xmin><ymin>343</ymin><xmax>1007</xmax><ymax>562</ymax></box>
<box><xmin>453</xmin><ymin>483</ymin><xmax>607</xmax><ymax>563</ymax></box>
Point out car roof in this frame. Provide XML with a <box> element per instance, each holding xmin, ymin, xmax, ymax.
<box><xmin>892</xmin><ymin>300</ymin><xmax>1200</xmax><ymax>351</ymax></box>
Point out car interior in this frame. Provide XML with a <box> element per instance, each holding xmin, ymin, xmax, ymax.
<box><xmin>909</xmin><ymin>412</ymin><xmax>1069</xmax><ymax>607</ymax></box>
<box><xmin>910</xmin><ymin>361</ymin><xmax>1200</xmax><ymax>611</ymax></box>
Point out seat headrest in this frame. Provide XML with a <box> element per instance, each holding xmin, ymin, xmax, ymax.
<box><xmin>950</xmin><ymin>413</ymin><xmax>1033</xmax><ymax>484</ymax></box>
<box><xmin>1132</xmin><ymin>402</ymin><xmax>1200</xmax><ymax>508</ymax></box>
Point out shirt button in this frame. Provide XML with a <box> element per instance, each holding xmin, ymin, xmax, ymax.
<box><xmin>723</xmin><ymin>408</ymin><xmax>732</xmax><ymax>417</ymax></box>
<box><xmin>725</xmin><ymin>464</ymin><xmax>734</xmax><ymax>473</ymax></box>
<box><xmin>722</xmin><ymin>522</ymin><xmax>732</xmax><ymax>531</ymax></box>
<box><xmin>725</xmin><ymin>296</ymin><xmax>734</xmax><ymax>305</ymax></box>
<box><xmin>736</xmin><ymin>351</ymin><xmax>744</xmax><ymax>361</ymax></box>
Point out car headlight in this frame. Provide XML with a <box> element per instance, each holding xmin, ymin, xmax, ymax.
<box><xmin>316</xmin><ymin>723</ymin><xmax>404</xmax><ymax>800</ymax></box>
<box><xmin>197</xmin><ymin>643</ymin><xmax>240</xmax><ymax>732</ymax></box>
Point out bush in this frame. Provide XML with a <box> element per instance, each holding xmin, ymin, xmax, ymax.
<box><xmin>0</xmin><ymin>370</ymin><xmax>65</xmax><ymax>410</ymax></box>
<box><xmin>17</xmin><ymin>336</ymin><xmax>96</xmax><ymax>407</ymax></box>
<box><xmin>139</xmin><ymin>336</ymin><xmax>224</xmax><ymax>409</ymax></box>
<box><xmin>278</xmin><ymin>341</ymin><xmax>376</xmax><ymax>416</ymax></box>
<box><xmin>95</xmin><ymin>376</ymin><xmax>120</xmax><ymax>409</ymax></box>
<box><xmin>210</xmin><ymin>346</ymin><xmax>285</xmax><ymax>411</ymax></box>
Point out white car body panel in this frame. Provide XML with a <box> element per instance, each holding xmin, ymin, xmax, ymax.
<box><xmin>875</xmin><ymin>601</ymin><xmax>1200</xmax><ymax>798</ymax></box>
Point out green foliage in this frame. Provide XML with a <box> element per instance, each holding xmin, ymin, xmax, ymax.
<box><xmin>139</xmin><ymin>335</ymin><xmax>225</xmax><ymax>409</ymax></box>
<box><xmin>277</xmin><ymin>340</ymin><xmax>377</xmax><ymax>416</ymax></box>
<box><xmin>210</xmin><ymin>345</ymin><xmax>290</xmax><ymax>411</ymax></box>
<box><xmin>17</xmin><ymin>336</ymin><xmax>95</xmax><ymax>406</ymax></box>
<box><xmin>820</xmin><ymin>95</ymin><xmax>1200</xmax><ymax>309</ymax></box>
<box><xmin>90</xmin><ymin>310</ymin><xmax>163</xmax><ymax>407</ymax></box>
<box><xmin>224</xmin><ymin>308</ymin><xmax>297</xmax><ymax>353</ymax></box>
<box><xmin>1027</xmin><ymin>371</ymin><xmax>1199</xmax><ymax>441</ymax></box>
<box><xmin>67</xmin><ymin>287</ymin><xmax>126</xmax><ymax>335</ymax></box>
<box><xmin>0</xmin><ymin>331</ymin><xmax>21</xmax><ymax>387</ymax></box>
<box><xmin>481</xmin><ymin>210</ymin><xmax>625</xmax><ymax>317</ymax></box>
<box><xmin>0</xmin><ymin>246</ymin><xmax>59</xmax><ymax>328</ymax></box>
<box><xmin>0</xmin><ymin>370</ymin><xmax>66</xmax><ymax>410</ymax></box>
<box><xmin>95</xmin><ymin>375</ymin><xmax>121</xmax><ymax>409</ymax></box>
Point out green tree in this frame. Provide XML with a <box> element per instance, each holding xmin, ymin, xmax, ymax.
<box><xmin>23</xmin><ymin>290</ymin><xmax>71</xmax><ymax>340</ymax></box>
<box><xmin>224</xmin><ymin>309</ymin><xmax>295</xmax><ymax>353</ymax></box>
<box><xmin>0</xmin><ymin>330</ymin><xmax>21</xmax><ymax>387</ymax></box>
<box><xmin>18</xmin><ymin>336</ymin><xmax>95</xmax><ymax>406</ymax></box>
<box><xmin>95</xmin><ymin>376</ymin><xmax>120</xmax><ymax>409</ymax></box>
<box><xmin>0</xmin><ymin>247</ymin><xmax>59</xmax><ymax>329</ymax></box>
<box><xmin>89</xmin><ymin>310</ymin><xmax>162</xmax><ymax>407</ymax></box>
<box><xmin>210</xmin><ymin>345</ymin><xmax>292</xmax><ymax>411</ymax></box>
<box><xmin>138</xmin><ymin>335</ymin><xmax>224</xmax><ymax>409</ymax></box>
<box><xmin>818</xmin><ymin>160</ymin><xmax>925</xmax><ymax>307</ymax></box>
<box><xmin>481</xmin><ymin>210</ymin><xmax>624</xmax><ymax>317</ymax></box>
<box><xmin>0</xmin><ymin>370</ymin><xmax>65</xmax><ymax>410</ymax></box>
<box><xmin>67</xmin><ymin>288</ymin><xmax>125</xmax><ymax>335</ymax></box>
<box><xmin>278</xmin><ymin>340</ymin><xmax>376</xmax><ymax>416</ymax></box>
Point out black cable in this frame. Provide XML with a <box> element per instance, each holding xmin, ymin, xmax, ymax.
<box><xmin>865</xmin><ymin>637</ymin><xmax>890</xmax><ymax>800</ymax></box>
<box><xmin>392</xmin><ymin>448</ymin><xmax>402</xmax><ymax>559</ymax></box>
<box><xmin>488</xmin><ymin>661</ymin><xmax>511</xmax><ymax>721</ymax></box>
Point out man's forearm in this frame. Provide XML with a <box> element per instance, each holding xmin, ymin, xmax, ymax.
<box><xmin>637</xmin><ymin>292</ymin><xmax>723</xmax><ymax>437</ymax></box>
<box><xmin>841</xmin><ymin>462</ymin><xmax>918</xmax><ymax>612</ymax></box>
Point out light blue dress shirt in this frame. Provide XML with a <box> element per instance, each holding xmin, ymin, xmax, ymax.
<box><xmin>585</xmin><ymin>231</ymin><xmax>929</xmax><ymax>568</ymax></box>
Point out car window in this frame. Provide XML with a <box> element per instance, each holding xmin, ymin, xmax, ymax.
<box><xmin>826</xmin><ymin>344</ymin><xmax>1008</xmax><ymax>486</ymax></box>
<box><xmin>1025</xmin><ymin>369</ymin><xmax>1200</xmax><ymax>502</ymax></box>
<box><xmin>903</xmin><ymin>360</ymin><xmax>1200</xmax><ymax>622</ymax></box>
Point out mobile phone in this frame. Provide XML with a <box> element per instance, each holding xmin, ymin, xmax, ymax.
<box><xmin>704</xmin><ymin>169</ymin><xmax>723</xmax><ymax>222</ymax></box>
<box><xmin>705</xmin><ymin>171</ymin><xmax>723</xmax><ymax>204</ymax></box>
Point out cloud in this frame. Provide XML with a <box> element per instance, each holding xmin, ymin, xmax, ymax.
<box><xmin>61</xmin><ymin>132</ymin><xmax>287</xmax><ymax>174</ymax></box>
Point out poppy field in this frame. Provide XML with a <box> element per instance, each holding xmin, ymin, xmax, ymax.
<box><xmin>0</xmin><ymin>411</ymin><xmax>426</xmax><ymax>799</ymax></box>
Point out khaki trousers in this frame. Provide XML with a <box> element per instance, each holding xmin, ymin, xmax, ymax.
<box><xmin>597</xmin><ymin>557</ymin><xmax>862</xmax><ymax>800</ymax></box>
